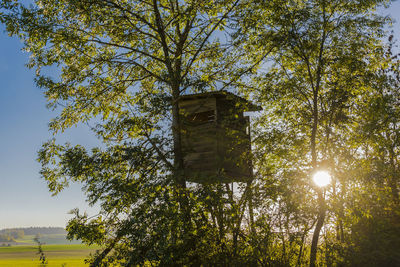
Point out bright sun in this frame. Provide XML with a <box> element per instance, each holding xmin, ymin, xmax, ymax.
<box><xmin>313</xmin><ymin>171</ymin><xmax>331</xmax><ymax>187</ymax></box>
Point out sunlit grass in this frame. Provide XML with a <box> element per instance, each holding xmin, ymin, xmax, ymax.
<box><xmin>0</xmin><ymin>258</ymin><xmax>88</xmax><ymax>267</ymax></box>
<box><xmin>14</xmin><ymin>234</ymin><xmax>82</xmax><ymax>245</ymax></box>
<box><xmin>0</xmin><ymin>244</ymin><xmax>100</xmax><ymax>266</ymax></box>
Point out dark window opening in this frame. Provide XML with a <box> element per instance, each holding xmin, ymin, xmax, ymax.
<box><xmin>187</xmin><ymin>110</ymin><xmax>215</xmax><ymax>124</ymax></box>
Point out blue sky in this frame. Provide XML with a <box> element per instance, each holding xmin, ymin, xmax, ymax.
<box><xmin>0</xmin><ymin>2</ymin><xmax>400</xmax><ymax>229</ymax></box>
<box><xmin>0</xmin><ymin>26</ymin><xmax>99</xmax><ymax>229</ymax></box>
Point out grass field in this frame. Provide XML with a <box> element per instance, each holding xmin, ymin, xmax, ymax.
<box><xmin>0</xmin><ymin>244</ymin><xmax>100</xmax><ymax>267</ymax></box>
<box><xmin>13</xmin><ymin>234</ymin><xmax>82</xmax><ymax>246</ymax></box>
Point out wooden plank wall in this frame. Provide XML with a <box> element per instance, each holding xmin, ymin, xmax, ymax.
<box><xmin>179</xmin><ymin>95</ymin><xmax>253</xmax><ymax>183</ymax></box>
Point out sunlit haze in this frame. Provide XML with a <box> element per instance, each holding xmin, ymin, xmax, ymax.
<box><xmin>313</xmin><ymin>171</ymin><xmax>331</xmax><ymax>187</ymax></box>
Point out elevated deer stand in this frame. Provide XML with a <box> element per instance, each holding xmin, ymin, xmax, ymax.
<box><xmin>178</xmin><ymin>91</ymin><xmax>260</xmax><ymax>184</ymax></box>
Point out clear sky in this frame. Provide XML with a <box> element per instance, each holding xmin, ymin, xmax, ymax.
<box><xmin>0</xmin><ymin>1</ymin><xmax>399</xmax><ymax>230</ymax></box>
<box><xmin>0</xmin><ymin>26</ymin><xmax>99</xmax><ymax>229</ymax></box>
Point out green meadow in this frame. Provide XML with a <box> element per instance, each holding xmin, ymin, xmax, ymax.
<box><xmin>0</xmin><ymin>244</ymin><xmax>100</xmax><ymax>266</ymax></box>
<box><xmin>13</xmin><ymin>234</ymin><xmax>82</xmax><ymax>246</ymax></box>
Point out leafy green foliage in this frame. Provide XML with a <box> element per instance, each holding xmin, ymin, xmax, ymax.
<box><xmin>1</xmin><ymin>0</ymin><xmax>399</xmax><ymax>266</ymax></box>
<box><xmin>236</xmin><ymin>0</ymin><xmax>398</xmax><ymax>266</ymax></box>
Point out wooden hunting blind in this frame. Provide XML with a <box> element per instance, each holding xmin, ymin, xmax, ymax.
<box><xmin>178</xmin><ymin>91</ymin><xmax>261</xmax><ymax>183</ymax></box>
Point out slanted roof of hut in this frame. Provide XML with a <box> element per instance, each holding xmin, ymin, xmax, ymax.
<box><xmin>178</xmin><ymin>90</ymin><xmax>262</xmax><ymax>112</ymax></box>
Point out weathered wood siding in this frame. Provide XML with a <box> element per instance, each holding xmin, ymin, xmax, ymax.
<box><xmin>179</xmin><ymin>93</ymin><xmax>254</xmax><ymax>183</ymax></box>
<box><xmin>216</xmin><ymin>97</ymin><xmax>252</xmax><ymax>182</ymax></box>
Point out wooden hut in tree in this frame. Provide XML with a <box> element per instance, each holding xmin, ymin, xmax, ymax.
<box><xmin>178</xmin><ymin>91</ymin><xmax>261</xmax><ymax>183</ymax></box>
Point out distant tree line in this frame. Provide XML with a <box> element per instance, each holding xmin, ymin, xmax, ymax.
<box><xmin>0</xmin><ymin>227</ymin><xmax>66</xmax><ymax>236</ymax></box>
<box><xmin>0</xmin><ymin>229</ymin><xmax>24</xmax><ymax>242</ymax></box>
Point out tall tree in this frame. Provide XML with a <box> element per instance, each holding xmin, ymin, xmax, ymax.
<box><xmin>2</xmin><ymin>0</ymin><xmax>398</xmax><ymax>265</ymax></box>
<box><xmin>0</xmin><ymin>0</ymin><xmax>267</xmax><ymax>265</ymax></box>
<box><xmin>236</xmin><ymin>0</ymin><xmax>391</xmax><ymax>265</ymax></box>
<box><xmin>339</xmin><ymin>35</ymin><xmax>400</xmax><ymax>266</ymax></box>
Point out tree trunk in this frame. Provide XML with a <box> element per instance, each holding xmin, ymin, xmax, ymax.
<box><xmin>310</xmin><ymin>191</ymin><xmax>326</xmax><ymax>267</ymax></box>
<box><xmin>247</xmin><ymin>181</ymin><xmax>255</xmax><ymax>235</ymax></box>
<box><xmin>171</xmin><ymin>84</ymin><xmax>185</xmax><ymax>188</ymax></box>
<box><xmin>389</xmin><ymin>146</ymin><xmax>399</xmax><ymax>205</ymax></box>
<box><xmin>297</xmin><ymin>227</ymin><xmax>307</xmax><ymax>267</ymax></box>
